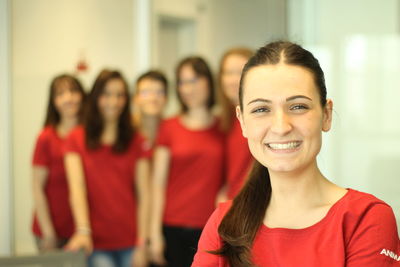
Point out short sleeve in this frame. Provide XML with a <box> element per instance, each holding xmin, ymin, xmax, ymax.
<box><xmin>32</xmin><ymin>130</ymin><xmax>50</xmax><ymax>167</ymax></box>
<box><xmin>64</xmin><ymin>128</ymin><xmax>82</xmax><ymax>154</ymax></box>
<box><xmin>192</xmin><ymin>204</ymin><xmax>228</xmax><ymax>267</ymax></box>
<box><xmin>155</xmin><ymin>120</ymin><xmax>171</xmax><ymax>147</ymax></box>
<box><xmin>346</xmin><ymin>203</ymin><xmax>400</xmax><ymax>266</ymax></box>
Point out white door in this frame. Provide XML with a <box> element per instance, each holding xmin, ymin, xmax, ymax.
<box><xmin>154</xmin><ymin>14</ymin><xmax>198</xmax><ymax>117</ymax></box>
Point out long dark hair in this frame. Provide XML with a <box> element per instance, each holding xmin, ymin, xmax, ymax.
<box><xmin>175</xmin><ymin>56</ymin><xmax>215</xmax><ymax>113</ymax></box>
<box><xmin>213</xmin><ymin>41</ymin><xmax>328</xmax><ymax>266</ymax></box>
<box><xmin>44</xmin><ymin>74</ymin><xmax>85</xmax><ymax>127</ymax></box>
<box><xmin>84</xmin><ymin>69</ymin><xmax>133</xmax><ymax>153</ymax></box>
<box><xmin>217</xmin><ymin>47</ymin><xmax>253</xmax><ymax>132</ymax></box>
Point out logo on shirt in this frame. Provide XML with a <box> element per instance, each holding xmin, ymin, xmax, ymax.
<box><xmin>380</xmin><ymin>248</ymin><xmax>400</xmax><ymax>261</ymax></box>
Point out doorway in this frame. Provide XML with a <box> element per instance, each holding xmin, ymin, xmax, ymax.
<box><xmin>155</xmin><ymin>15</ymin><xmax>197</xmax><ymax>116</ymax></box>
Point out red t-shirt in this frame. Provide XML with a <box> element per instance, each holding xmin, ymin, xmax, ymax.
<box><xmin>64</xmin><ymin>127</ymin><xmax>145</xmax><ymax>249</ymax></box>
<box><xmin>32</xmin><ymin>126</ymin><xmax>75</xmax><ymax>239</ymax></box>
<box><xmin>225</xmin><ymin>119</ymin><xmax>253</xmax><ymax>199</ymax></box>
<box><xmin>193</xmin><ymin>189</ymin><xmax>400</xmax><ymax>266</ymax></box>
<box><xmin>156</xmin><ymin>117</ymin><xmax>225</xmax><ymax>228</ymax></box>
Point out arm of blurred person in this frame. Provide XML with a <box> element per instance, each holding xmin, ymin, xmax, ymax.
<box><xmin>32</xmin><ymin>166</ymin><xmax>57</xmax><ymax>251</ymax></box>
<box><xmin>63</xmin><ymin>152</ymin><xmax>93</xmax><ymax>254</ymax></box>
<box><xmin>216</xmin><ymin>149</ymin><xmax>228</xmax><ymax>206</ymax></box>
<box><xmin>149</xmin><ymin>146</ymin><xmax>170</xmax><ymax>266</ymax></box>
<box><xmin>132</xmin><ymin>158</ymin><xmax>151</xmax><ymax>267</ymax></box>
<box><xmin>215</xmin><ymin>185</ymin><xmax>228</xmax><ymax>206</ymax></box>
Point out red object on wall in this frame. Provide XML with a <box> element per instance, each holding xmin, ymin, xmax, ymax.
<box><xmin>76</xmin><ymin>58</ymin><xmax>88</xmax><ymax>72</ymax></box>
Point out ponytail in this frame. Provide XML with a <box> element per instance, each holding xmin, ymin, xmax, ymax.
<box><xmin>211</xmin><ymin>161</ymin><xmax>271</xmax><ymax>266</ymax></box>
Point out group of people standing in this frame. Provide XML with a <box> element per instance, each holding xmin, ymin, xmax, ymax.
<box><xmin>31</xmin><ymin>48</ymin><xmax>254</xmax><ymax>267</ymax></box>
<box><xmin>31</xmin><ymin>41</ymin><xmax>400</xmax><ymax>267</ymax></box>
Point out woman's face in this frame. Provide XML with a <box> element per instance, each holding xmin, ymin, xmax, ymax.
<box><xmin>53</xmin><ymin>80</ymin><xmax>83</xmax><ymax>119</ymax></box>
<box><xmin>221</xmin><ymin>54</ymin><xmax>248</xmax><ymax>105</ymax></box>
<box><xmin>178</xmin><ymin>64</ymin><xmax>209</xmax><ymax>110</ymax></box>
<box><xmin>98</xmin><ymin>78</ymin><xmax>127</xmax><ymax>122</ymax></box>
<box><xmin>237</xmin><ymin>64</ymin><xmax>332</xmax><ymax>174</ymax></box>
<box><xmin>134</xmin><ymin>78</ymin><xmax>166</xmax><ymax>117</ymax></box>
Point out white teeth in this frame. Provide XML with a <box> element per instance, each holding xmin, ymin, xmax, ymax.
<box><xmin>268</xmin><ymin>142</ymin><xmax>300</xmax><ymax>150</ymax></box>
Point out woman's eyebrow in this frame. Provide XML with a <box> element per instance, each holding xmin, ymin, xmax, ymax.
<box><xmin>247</xmin><ymin>95</ymin><xmax>312</xmax><ymax>106</ymax></box>
<box><xmin>247</xmin><ymin>98</ymin><xmax>271</xmax><ymax>106</ymax></box>
<box><xmin>286</xmin><ymin>95</ymin><xmax>312</xmax><ymax>101</ymax></box>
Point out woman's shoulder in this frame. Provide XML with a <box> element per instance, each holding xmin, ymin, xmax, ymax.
<box><xmin>337</xmin><ymin>189</ymin><xmax>397</xmax><ymax>229</ymax></box>
<box><xmin>214</xmin><ymin>201</ymin><xmax>233</xmax><ymax>224</ymax></box>
<box><xmin>159</xmin><ymin>116</ymin><xmax>180</xmax><ymax>128</ymax></box>
<box><xmin>163</xmin><ymin>116</ymin><xmax>179</xmax><ymax>123</ymax></box>
<box><xmin>68</xmin><ymin>125</ymin><xmax>84</xmax><ymax>136</ymax></box>
<box><xmin>343</xmin><ymin>189</ymin><xmax>392</xmax><ymax>211</ymax></box>
<box><xmin>36</xmin><ymin>125</ymin><xmax>55</xmax><ymax>140</ymax></box>
<box><xmin>131</xmin><ymin>132</ymin><xmax>152</xmax><ymax>154</ymax></box>
<box><xmin>337</xmin><ymin>189</ymin><xmax>400</xmax><ymax>264</ymax></box>
<box><xmin>64</xmin><ymin>126</ymin><xmax>85</xmax><ymax>145</ymax></box>
<box><xmin>211</xmin><ymin>116</ymin><xmax>226</xmax><ymax>133</ymax></box>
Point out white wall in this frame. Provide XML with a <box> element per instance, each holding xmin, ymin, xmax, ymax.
<box><xmin>12</xmin><ymin>0</ymin><xmax>136</xmax><ymax>254</ymax></box>
<box><xmin>11</xmin><ymin>0</ymin><xmax>288</xmax><ymax>254</ymax></box>
<box><xmin>152</xmin><ymin>0</ymin><xmax>287</xmax><ymax>69</ymax></box>
<box><xmin>206</xmin><ymin>0</ymin><xmax>287</xmax><ymax>69</ymax></box>
<box><xmin>12</xmin><ymin>0</ymin><xmax>400</xmax><ymax>255</ymax></box>
<box><xmin>150</xmin><ymin>0</ymin><xmax>287</xmax><ymax>116</ymax></box>
<box><xmin>0</xmin><ymin>0</ymin><xmax>13</xmax><ymax>256</ymax></box>
<box><xmin>288</xmin><ymin>0</ymin><xmax>400</xmax><ymax>224</ymax></box>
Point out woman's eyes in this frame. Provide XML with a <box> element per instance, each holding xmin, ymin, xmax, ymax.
<box><xmin>102</xmin><ymin>92</ymin><xmax>125</xmax><ymax>98</ymax></box>
<box><xmin>290</xmin><ymin>104</ymin><xmax>309</xmax><ymax>111</ymax></box>
<box><xmin>251</xmin><ymin>107</ymin><xmax>270</xmax><ymax>114</ymax></box>
<box><xmin>250</xmin><ymin>104</ymin><xmax>309</xmax><ymax>114</ymax></box>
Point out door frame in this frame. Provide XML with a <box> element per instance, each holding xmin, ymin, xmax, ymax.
<box><xmin>0</xmin><ymin>0</ymin><xmax>14</xmax><ymax>256</ymax></box>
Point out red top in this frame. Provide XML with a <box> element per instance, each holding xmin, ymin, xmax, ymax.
<box><xmin>156</xmin><ymin>117</ymin><xmax>225</xmax><ymax>228</ymax></box>
<box><xmin>64</xmin><ymin>127</ymin><xmax>145</xmax><ymax>249</ymax></box>
<box><xmin>32</xmin><ymin>126</ymin><xmax>75</xmax><ymax>239</ymax></box>
<box><xmin>193</xmin><ymin>189</ymin><xmax>400</xmax><ymax>266</ymax></box>
<box><xmin>225</xmin><ymin>119</ymin><xmax>253</xmax><ymax>199</ymax></box>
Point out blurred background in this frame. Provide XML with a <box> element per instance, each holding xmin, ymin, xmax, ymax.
<box><xmin>1</xmin><ymin>0</ymin><xmax>399</xmax><ymax>255</ymax></box>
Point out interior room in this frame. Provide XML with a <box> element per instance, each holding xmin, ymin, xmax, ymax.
<box><xmin>1</xmin><ymin>0</ymin><xmax>399</xmax><ymax>258</ymax></box>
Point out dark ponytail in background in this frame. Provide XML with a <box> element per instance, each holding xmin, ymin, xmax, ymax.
<box><xmin>212</xmin><ymin>41</ymin><xmax>328</xmax><ymax>266</ymax></box>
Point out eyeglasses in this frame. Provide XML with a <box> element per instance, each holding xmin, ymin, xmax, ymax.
<box><xmin>138</xmin><ymin>89</ymin><xmax>166</xmax><ymax>97</ymax></box>
<box><xmin>178</xmin><ymin>77</ymin><xmax>199</xmax><ymax>86</ymax></box>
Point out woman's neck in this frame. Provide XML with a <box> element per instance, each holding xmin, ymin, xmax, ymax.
<box><xmin>269</xmin><ymin>164</ymin><xmax>328</xmax><ymax>210</ymax></box>
<box><xmin>57</xmin><ymin>116</ymin><xmax>78</xmax><ymax>137</ymax></box>
<box><xmin>264</xmin><ymin>163</ymin><xmax>346</xmax><ymax>228</ymax></box>
<box><xmin>101</xmin><ymin>120</ymin><xmax>118</xmax><ymax>145</ymax></box>
<box><xmin>181</xmin><ymin>106</ymin><xmax>213</xmax><ymax>129</ymax></box>
<box><xmin>139</xmin><ymin>114</ymin><xmax>161</xmax><ymax>144</ymax></box>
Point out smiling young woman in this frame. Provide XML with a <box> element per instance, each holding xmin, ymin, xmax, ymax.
<box><xmin>217</xmin><ymin>48</ymin><xmax>254</xmax><ymax>200</ymax></box>
<box><xmin>64</xmin><ymin>70</ymin><xmax>150</xmax><ymax>267</ymax></box>
<box><xmin>132</xmin><ymin>70</ymin><xmax>168</xmax><ymax>149</ymax></box>
<box><xmin>192</xmin><ymin>41</ymin><xmax>400</xmax><ymax>267</ymax></box>
<box><xmin>31</xmin><ymin>74</ymin><xmax>85</xmax><ymax>251</ymax></box>
<box><xmin>239</xmin><ymin>64</ymin><xmax>332</xmax><ymax>176</ymax></box>
<box><xmin>149</xmin><ymin>57</ymin><xmax>225</xmax><ymax>267</ymax></box>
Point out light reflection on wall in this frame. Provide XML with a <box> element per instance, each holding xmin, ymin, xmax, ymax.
<box><xmin>341</xmin><ymin>35</ymin><xmax>400</xmax><ymax>225</ymax></box>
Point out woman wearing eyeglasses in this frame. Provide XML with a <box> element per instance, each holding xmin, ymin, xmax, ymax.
<box><xmin>149</xmin><ymin>57</ymin><xmax>225</xmax><ymax>267</ymax></box>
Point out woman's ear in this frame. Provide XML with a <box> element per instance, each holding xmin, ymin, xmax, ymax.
<box><xmin>236</xmin><ymin>105</ymin><xmax>248</xmax><ymax>138</ymax></box>
<box><xmin>322</xmin><ymin>99</ymin><xmax>333</xmax><ymax>132</ymax></box>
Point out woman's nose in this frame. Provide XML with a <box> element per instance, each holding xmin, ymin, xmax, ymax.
<box><xmin>270</xmin><ymin>110</ymin><xmax>292</xmax><ymax>135</ymax></box>
<box><xmin>63</xmin><ymin>90</ymin><xmax>73</xmax><ymax>100</ymax></box>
